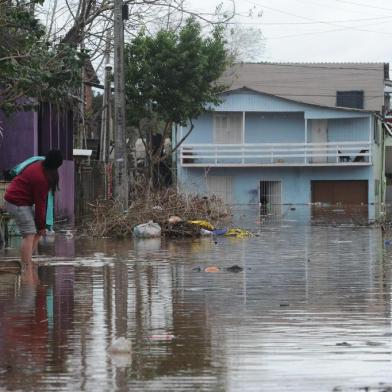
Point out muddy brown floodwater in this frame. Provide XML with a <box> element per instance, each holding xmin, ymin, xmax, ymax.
<box><xmin>0</xmin><ymin>206</ymin><xmax>392</xmax><ymax>392</ymax></box>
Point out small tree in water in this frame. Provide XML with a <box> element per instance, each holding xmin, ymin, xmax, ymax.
<box><xmin>124</xmin><ymin>18</ymin><xmax>229</xmax><ymax>190</ymax></box>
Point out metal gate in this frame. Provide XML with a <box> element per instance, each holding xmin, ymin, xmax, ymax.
<box><xmin>260</xmin><ymin>180</ymin><xmax>282</xmax><ymax>215</ymax></box>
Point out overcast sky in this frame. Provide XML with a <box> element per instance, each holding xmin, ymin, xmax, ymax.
<box><xmin>186</xmin><ymin>0</ymin><xmax>392</xmax><ymax>63</ymax></box>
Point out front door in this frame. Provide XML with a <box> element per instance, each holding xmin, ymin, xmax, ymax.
<box><xmin>310</xmin><ymin>119</ymin><xmax>328</xmax><ymax>163</ymax></box>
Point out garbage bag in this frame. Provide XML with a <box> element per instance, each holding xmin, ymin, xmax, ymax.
<box><xmin>133</xmin><ymin>221</ymin><xmax>161</xmax><ymax>238</ymax></box>
<box><xmin>188</xmin><ymin>220</ymin><xmax>214</xmax><ymax>231</ymax></box>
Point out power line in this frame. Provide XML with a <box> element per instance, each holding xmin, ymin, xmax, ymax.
<box><xmin>336</xmin><ymin>0</ymin><xmax>392</xmax><ymax>12</ymax></box>
<box><xmin>229</xmin><ymin>15</ymin><xmax>392</xmax><ymax>26</ymax></box>
<box><xmin>244</xmin><ymin>0</ymin><xmax>392</xmax><ymax>37</ymax></box>
<box><xmin>266</xmin><ymin>23</ymin><xmax>392</xmax><ymax>40</ymax></box>
<box><xmin>291</xmin><ymin>0</ymin><xmax>377</xmax><ymax>15</ymax></box>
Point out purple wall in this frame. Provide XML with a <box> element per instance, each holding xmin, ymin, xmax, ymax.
<box><xmin>1</xmin><ymin>104</ymin><xmax>75</xmax><ymax>223</ymax></box>
<box><xmin>0</xmin><ymin>111</ymin><xmax>38</xmax><ymax>170</ymax></box>
<box><xmin>56</xmin><ymin>160</ymin><xmax>74</xmax><ymax>223</ymax></box>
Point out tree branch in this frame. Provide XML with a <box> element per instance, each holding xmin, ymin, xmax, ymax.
<box><xmin>171</xmin><ymin>120</ymin><xmax>194</xmax><ymax>153</ymax></box>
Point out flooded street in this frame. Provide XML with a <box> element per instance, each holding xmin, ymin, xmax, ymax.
<box><xmin>0</xmin><ymin>206</ymin><xmax>392</xmax><ymax>391</ymax></box>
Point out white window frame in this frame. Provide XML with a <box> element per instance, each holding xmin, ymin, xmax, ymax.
<box><xmin>213</xmin><ymin>112</ymin><xmax>244</xmax><ymax>144</ymax></box>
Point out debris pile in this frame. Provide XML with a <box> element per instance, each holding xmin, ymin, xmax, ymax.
<box><xmin>84</xmin><ymin>185</ymin><xmax>230</xmax><ymax>238</ymax></box>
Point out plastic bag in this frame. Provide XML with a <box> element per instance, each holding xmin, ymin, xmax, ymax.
<box><xmin>133</xmin><ymin>221</ymin><xmax>161</xmax><ymax>238</ymax></box>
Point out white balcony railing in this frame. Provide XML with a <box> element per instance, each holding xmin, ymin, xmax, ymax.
<box><xmin>180</xmin><ymin>141</ymin><xmax>372</xmax><ymax>167</ymax></box>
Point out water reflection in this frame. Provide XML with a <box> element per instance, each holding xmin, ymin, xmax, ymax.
<box><xmin>0</xmin><ymin>206</ymin><xmax>391</xmax><ymax>391</ymax></box>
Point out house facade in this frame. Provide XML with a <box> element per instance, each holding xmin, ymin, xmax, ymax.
<box><xmin>175</xmin><ymin>63</ymin><xmax>390</xmax><ymax>220</ymax></box>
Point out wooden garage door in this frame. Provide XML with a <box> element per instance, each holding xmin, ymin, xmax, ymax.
<box><xmin>311</xmin><ymin>180</ymin><xmax>368</xmax><ymax>205</ymax></box>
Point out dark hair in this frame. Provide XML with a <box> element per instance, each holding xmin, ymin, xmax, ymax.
<box><xmin>43</xmin><ymin>150</ymin><xmax>63</xmax><ymax>193</ymax></box>
<box><xmin>43</xmin><ymin>149</ymin><xmax>63</xmax><ymax>170</ymax></box>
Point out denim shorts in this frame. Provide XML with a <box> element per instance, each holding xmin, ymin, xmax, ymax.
<box><xmin>3</xmin><ymin>200</ymin><xmax>37</xmax><ymax>235</ymax></box>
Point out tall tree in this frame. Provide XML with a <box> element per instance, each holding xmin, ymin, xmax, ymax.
<box><xmin>124</xmin><ymin>17</ymin><xmax>229</xmax><ymax>187</ymax></box>
<box><xmin>0</xmin><ymin>0</ymin><xmax>86</xmax><ymax>113</ymax></box>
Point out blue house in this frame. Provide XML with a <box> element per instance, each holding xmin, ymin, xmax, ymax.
<box><xmin>175</xmin><ymin>63</ymin><xmax>391</xmax><ymax>221</ymax></box>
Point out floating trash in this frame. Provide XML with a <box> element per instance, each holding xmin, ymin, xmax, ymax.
<box><xmin>226</xmin><ymin>265</ymin><xmax>243</xmax><ymax>272</ymax></box>
<box><xmin>133</xmin><ymin>221</ymin><xmax>161</xmax><ymax>238</ymax></box>
<box><xmin>224</xmin><ymin>228</ymin><xmax>253</xmax><ymax>239</ymax></box>
<box><xmin>188</xmin><ymin>220</ymin><xmax>214</xmax><ymax>231</ymax></box>
<box><xmin>168</xmin><ymin>215</ymin><xmax>183</xmax><ymax>224</ymax></box>
<box><xmin>192</xmin><ymin>266</ymin><xmax>202</xmax><ymax>272</ymax></box>
<box><xmin>336</xmin><ymin>342</ymin><xmax>352</xmax><ymax>347</ymax></box>
<box><xmin>148</xmin><ymin>334</ymin><xmax>175</xmax><ymax>341</ymax></box>
<box><xmin>108</xmin><ymin>337</ymin><xmax>132</xmax><ymax>353</ymax></box>
<box><xmin>204</xmin><ymin>266</ymin><xmax>220</xmax><ymax>273</ymax></box>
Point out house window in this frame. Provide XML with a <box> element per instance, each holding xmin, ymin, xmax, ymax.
<box><xmin>214</xmin><ymin>113</ymin><xmax>243</xmax><ymax>144</ymax></box>
<box><xmin>260</xmin><ymin>180</ymin><xmax>282</xmax><ymax>215</ymax></box>
<box><xmin>336</xmin><ymin>91</ymin><xmax>364</xmax><ymax>109</ymax></box>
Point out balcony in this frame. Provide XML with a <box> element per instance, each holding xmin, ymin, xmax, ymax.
<box><xmin>180</xmin><ymin>141</ymin><xmax>372</xmax><ymax>167</ymax></box>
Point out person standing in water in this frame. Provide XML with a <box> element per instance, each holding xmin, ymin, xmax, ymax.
<box><xmin>3</xmin><ymin>150</ymin><xmax>63</xmax><ymax>265</ymax></box>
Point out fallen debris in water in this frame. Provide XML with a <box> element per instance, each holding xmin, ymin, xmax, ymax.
<box><xmin>336</xmin><ymin>342</ymin><xmax>352</xmax><ymax>347</ymax></box>
<box><xmin>133</xmin><ymin>221</ymin><xmax>161</xmax><ymax>238</ymax></box>
<box><xmin>168</xmin><ymin>215</ymin><xmax>183</xmax><ymax>224</ymax></box>
<box><xmin>148</xmin><ymin>334</ymin><xmax>175</xmax><ymax>341</ymax></box>
<box><xmin>108</xmin><ymin>337</ymin><xmax>132</xmax><ymax>353</ymax></box>
<box><xmin>226</xmin><ymin>265</ymin><xmax>243</xmax><ymax>272</ymax></box>
<box><xmin>204</xmin><ymin>266</ymin><xmax>220</xmax><ymax>273</ymax></box>
<box><xmin>188</xmin><ymin>220</ymin><xmax>214</xmax><ymax>231</ymax></box>
<box><xmin>84</xmin><ymin>183</ymin><xmax>230</xmax><ymax>238</ymax></box>
<box><xmin>224</xmin><ymin>228</ymin><xmax>254</xmax><ymax>239</ymax></box>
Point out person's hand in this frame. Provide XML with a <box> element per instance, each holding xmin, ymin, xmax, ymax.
<box><xmin>37</xmin><ymin>229</ymin><xmax>46</xmax><ymax>236</ymax></box>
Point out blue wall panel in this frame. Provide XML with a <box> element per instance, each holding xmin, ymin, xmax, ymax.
<box><xmin>182</xmin><ymin>113</ymin><xmax>213</xmax><ymax>144</ymax></box>
<box><xmin>327</xmin><ymin>117</ymin><xmax>370</xmax><ymax>142</ymax></box>
<box><xmin>212</xmin><ymin>91</ymin><xmax>370</xmax><ymax>119</ymax></box>
<box><xmin>178</xmin><ymin>166</ymin><xmax>374</xmax><ymax>205</ymax></box>
<box><xmin>245</xmin><ymin>112</ymin><xmax>305</xmax><ymax>143</ymax></box>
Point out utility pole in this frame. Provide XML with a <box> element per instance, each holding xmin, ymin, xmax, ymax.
<box><xmin>100</xmin><ymin>63</ymin><xmax>112</xmax><ymax>163</ymax></box>
<box><xmin>113</xmin><ymin>0</ymin><xmax>128</xmax><ymax>209</ymax></box>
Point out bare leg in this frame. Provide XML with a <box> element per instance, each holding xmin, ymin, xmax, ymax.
<box><xmin>20</xmin><ymin>234</ymin><xmax>35</xmax><ymax>264</ymax></box>
<box><xmin>32</xmin><ymin>234</ymin><xmax>41</xmax><ymax>254</ymax></box>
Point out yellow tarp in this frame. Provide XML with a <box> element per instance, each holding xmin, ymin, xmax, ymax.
<box><xmin>224</xmin><ymin>228</ymin><xmax>253</xmax><ymax>239</ymax></box>
<box><xmin>188</xmin><ymin>220</ymin><xmax>214</xmax><ymax>231</ymax></box>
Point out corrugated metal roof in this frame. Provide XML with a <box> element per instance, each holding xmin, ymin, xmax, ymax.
<box><xmin>219</xmin><ymin>62</ymin><xmax>389</xmax><ymax>111</ymax></box>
